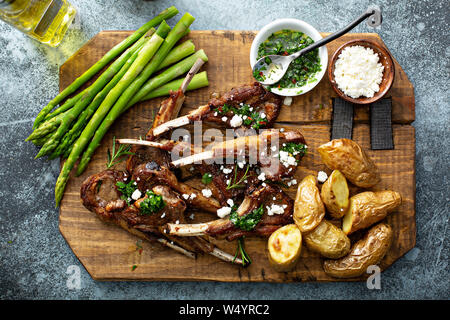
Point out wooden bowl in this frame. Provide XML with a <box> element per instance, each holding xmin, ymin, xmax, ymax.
<box><xmin>328</xmin><ymin>39</ymin><xmax>395</xmax><ymax>104</ymax></box>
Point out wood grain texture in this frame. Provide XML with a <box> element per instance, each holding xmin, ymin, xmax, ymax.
<box><xmin>59</xmin><ymin>31</ymin><xmax>416</xmax><ymax>282</ymax></box>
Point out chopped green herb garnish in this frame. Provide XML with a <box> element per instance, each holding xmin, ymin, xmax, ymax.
<box><xmin>280</xmin><ymin>142</ymin><xmax>307</xmax><ymax>158</ymax></box>
<box><xmin>139</xmin><ymin>191</ymin><xmax>165</xmax><ymax>215</ymax></box>
<box><xmin>215</xmin><ymin>103</ymin><xmax>268</xmax><ymax>130</ymax></box>
<box><xmin>202</xmin><ymin>173</ymin><xmax>213</xmax><ymax>185</ymax></box>
<box><xmin>230</xmin><ymin>204</ymin><xmax>264</xmax><ymax>231</ymax></box>
<box><xmin>131</xmin><ymin>265</ymin><xmax>137</xmax><ymax>271</ymax></box>
<box><xmin>116</xmin><ymin>180</ymin><xmax>137</xmax><ymax>205</ymax></box>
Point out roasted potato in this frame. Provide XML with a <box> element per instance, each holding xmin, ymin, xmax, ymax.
<box><xmin>320</xmin><ymin>170</ymin><xmax>349</xmax><ymax>218</ymax></box>
<box><xmin>267</xmin><ymin>224</ymin><xmax>302</xmax><ymax>272</ymax></box>
<box><xmin>342</xmin><ymin>190</ymin><xmax>401</xmax><ymax>234</ymax></box>
<box><xmin>317</xmin><ymin>139</ymin><xmax>380</xmax><ymax>188</ymax></box>
<box><xmin>323</xmin><ymin>223</ymin><xmax>393</xmax><ymax>278</ymax></box>
<box><xmin>303</xmin><ymin>220</ymin><xmax>351</xmax><ymax>259</ymax></box>
<box><xmin>293</xmin><ymin>175</ymin><xmax>325</xmax><ymax>232</ymax></box>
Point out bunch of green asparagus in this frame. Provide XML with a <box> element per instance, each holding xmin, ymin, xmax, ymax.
<box><xmin>25</xmin><ymin>6</ymin><xmax>209</xmax><ymax>206</ymax></box>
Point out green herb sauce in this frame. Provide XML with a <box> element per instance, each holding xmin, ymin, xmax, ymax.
<box><xmin>139</xmin><ymin>191</ymin><xmax>165</xmax><ymax>215</ymax></box>
<box><xmin>257</xmin><ymin>29</ymin><xmax>321</xmax><ymax>89</ymax></box>
<box><xmin>230</xmin><ymin>204</ymin><xmax>264</xmax><ymax>231</ymax></box>
<box><xmin>116</xmin><ymin>180</ymin><xmax>137</xmax><ymax>205</ymax></box>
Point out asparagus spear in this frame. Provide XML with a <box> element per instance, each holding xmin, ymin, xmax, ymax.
<box><xmin>32</xmin><ymin>6</ymin><xmax>179</xmax><ymax>129</ymax></box>
<box><xmin>139</xmin><ymin>71</ymin><xmax>209</xmax><ymax>100</ymax></box>
<box><xmin>54</xmin><ymin>23</ymin><xmax>171</xmax><ymax>206</ymax></box>
<box><xmin>75</xmin><ymin>13</ymin><xmax>195</xmax><ymax>177</ymax></box>
<box><xmin>48</xmin><ymin>41</ymin><xmax>146</xmax><ymax>160</ymax></box>
<box><xmin>43</xmin><ymin>88</ymin><xmax>86</xmax><ymax>121</ymax></box>
<box><xmin>26</xmin><ymin>109</ymin><xmax>70</xmax><ymax>141</ymax></box>
<box><xmin>156</xmin><ymin>39</ymin><xmax>195</xmax><ymax>71</ymax></box>
<box><xmin>33</xmin><ymin>31</ymin><xmax>152</xmax><ymax>158</ymax></box>
<box><xmin>129</xmin><ymin>49</ymin><xmax>208</xmax><ymax>107</ymax></box>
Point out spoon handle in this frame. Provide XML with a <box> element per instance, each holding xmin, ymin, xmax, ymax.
<box><xmin>291</xmin><ymin>7</ymin><xmax>378</xmax><ymax>59</ymax></box>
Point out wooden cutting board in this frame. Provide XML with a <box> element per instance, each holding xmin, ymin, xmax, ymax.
<box><xmin>59</xmin><ymin>31</ymin><xmax>416</xmax><ymax>282</ymax></box>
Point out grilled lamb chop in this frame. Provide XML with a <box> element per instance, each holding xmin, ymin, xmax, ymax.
<box><xmin>165</xmin><ymin>184</ymin><xmax>294</xmax><ymax>241</ymax></box>
<box><xmin>149</xmin><ymin>82</ymin><xmax>282</xmax><ymax>139</ymax></box>
<box><xmin>80</xmin><ymin>169</ymin><xmax>242</xmax><ymax>264</ymax></box>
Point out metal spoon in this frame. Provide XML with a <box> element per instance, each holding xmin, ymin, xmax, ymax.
<box><xmin>252</xmin><ymin>6</ymin><xmax>382</xmax><ymax>86</ymax></box>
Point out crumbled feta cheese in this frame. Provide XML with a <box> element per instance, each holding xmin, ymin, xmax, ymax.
<box><xmin>290</xmin><ymin>179</ymin><xmax>297</xmax><ymax>185</ymax></box>
<box><xmin>334</xmin><ymin>45</ymin><xmax>384</xmax><ymax>98</ymax></box>
<box><xmin>136</xmin><ymin>177</ymin><xmax>140</xmax><ymax>181</ymax></box>
<box><xmin>189</xmin><ymin>166</ymin><xmax>195</xmax><ymax>172</ymax></box>
<box><xmin>133</xmin><ymin>181</ymin><xmax>137</xmax><ymax>185</ymax></box>
<box><xmin>182</xmin><ymin>194</ymin><xmax>189</xmax><ymax>200</ymax></box>
<box><xmin>175</xmin><ymin>220</ymin><xmax>180</xmax><ymax>225</ymax></box>
<box><xmin>161</xmin><ymin>213</ymin><xmax>166</xmax><ymax>218</ymax></box>
<box><xmin>266</xmin><ymin>204</ymin><xmax>285</xmax><ymax>216</ymax></box>
<box><xmin>237</xmin><ymin>161</ymin><xmax>244</xmax><ymax>169</ymax></box>
<box><xmin>283</xmin><ymin>97</ymin><xmax>293</xmax><ymax>106</ymax></box>
<box><xmin>223</xmin><ymin>167</ymin><xmax>233</xmax><ymax>174</ymax></box>
<box><xmin>317</xmin><ymin>171</ymin><xmax>328</xmax><ymax>183</ymax></box>
<box><xmin>202</xmin><ymin>188</ymin><xmax>212</xmax><ymax>198</ymax></box>
<box><xmin>221</xmin><ymin>116</ymin><xmax>228</xmax><ymax>122</ymax></box>
<box><xmin>189</xmin><ymin>213</ymin><xmax>195</xmax><ymax>220</ymax></box>
<box><xmin>280</xmin><ymin>128</ymin><xmax>285</xmax><ymax>132</ymax></box>
<box><xmin>257</xmin><ymin>172</ymin><xmax>266</xmax><ymax>181</ymax></box>
<box><xmin>262</xmin><ymin>182</ymin><xmax>267</xmax><ymax>187</ymax></box>
<box><xmin>217</xmin><ymin>206</ymin><xmax>232</xmax><ymax>218</ymax></box>
<box><xmin>279</xmin><ymin>150</ymin><xmax>297</xmax><ymax>167</ymax></box>
<box><xmin>230</xmin><ymin>114</ymin><xmax>243</xmax><ymax>128</ymax></box>
<box><xmin>131</xmin><ymin>189</ymin><xmax>142</xmax><ymax>200</ymax></box>
<box><xmin>227</xmin><ymin>199</ymin><xmax>234</xmax><ymax>207</ymax></box>
<box><xmin>226</xmin><ymin>179</ymin><xmax>230</xmax><ymax>185</ymax></box>
<box><xmin>271</xmin><ymin>146</ymin><xmax>277</xmax><ymax>152</ymax></box>
<box><xmin>260</xmin><ymin>112</ymin><xmax>266</xmax><ymax>118</ymax></box>
<box><xmin>189</xmin><ymin>193</ymin><xmax>197</xmax><ymax>200</ymax></box>
<box><xmin>214</xmin><ymin>112</ymin><xmax>218</xmax><ymax>116</ymax></box>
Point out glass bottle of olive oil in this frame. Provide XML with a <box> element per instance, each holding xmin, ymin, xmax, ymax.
<box><xmin>0</xmin><ymin>0</ymin><xmax>76</xmax><ymax>47</ymax></box>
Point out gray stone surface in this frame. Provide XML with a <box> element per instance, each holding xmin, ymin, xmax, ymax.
<box><xmin>0</xmin><ymin>0</ymin><xmax>448</xmax><ymax>300</ymax></box>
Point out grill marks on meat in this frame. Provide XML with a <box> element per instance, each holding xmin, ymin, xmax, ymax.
<box><xmin>166</xmin><ymin>184</ymin><xmax>294</xmax><ymax>241</ymax></box>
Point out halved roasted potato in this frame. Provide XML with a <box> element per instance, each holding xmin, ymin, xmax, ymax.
<box><xmin>323</xmin><ymin>223</ymin><xmax>393</xmax><ymax>278</ymax></box>
<box><xmin>303</xmin><ymin>220</ymin><xmax>351</xmax><ymax>259</ymax></box>
<box><xmin>293</xmin><ymin>175</ymin><xmax>325</xmax><ymax>233</ymax></box>
<box><xmin>267</xmin><ymin>224</ymin><xmax>302</xmax><ymax>272</ymax></box>
<box><xmin>342</xmin><ymin>190</ymin><xmax>401</xmax><ymax>234</ymax></box>
<box><xmin>317</xmin><ymin>139</ymin><xmax>380</xmax><ymax>188</ymax></box>
<box><xmin>320</xmin><ymin>170</ymin><xmax>349</xmax><ymax>218</ymax></box>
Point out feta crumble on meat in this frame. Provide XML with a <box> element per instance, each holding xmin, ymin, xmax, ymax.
<box><xmin>201</xmin><ymin>189</ymin><xmax>212</xmax><ymax>198</ymax></box>
<box><xmin>279</xmin><ymin>150</ymin><xmax>297</xmax><ymax>167</ymax></box>
<box><xmin>217</xmin><ymin>206</ymin><xmax>232</xmax><ymax>218</ymax></box>
<box><xmin>131</xmin><ymin>189</ymin><xmax>142</xmax><ymax>200</ymax></box>
<box><xmin>230</xmin><ymin>114</ymin><xmax>243</xmax><ymax>128</ymax></box>
<box><xmin>257</xmin><ymin>172</ymin><xmax>266</xmax><ymax>181</ymax></box>
<box><xmin>222</xmin><ymin>167</ymin><xmax>233</xmax><ymax>174</ymax></box>
<box><xmin>266</xmin><ymin>204</ymin><xmax>285</xmax><ymax>216</ymax></box>
<box><xmin>227</xmin><ymin>199</ymin><xmax>234</xmax><ymax>207</ymax></box>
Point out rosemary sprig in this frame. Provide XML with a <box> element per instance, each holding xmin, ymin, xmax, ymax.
<box><xmin>226</xmin><ymin>164</ymin><xmax>250</xmax><ymax>190</ymax></box>
<box><xmin>106</xmin><ymin>136</ymin><xmax>134</xmax><ymax>168</ymax></box>
<box><xmin>233</xmin><ymin>237</ymin><xmax>252</xmax><ymax>267</ymax></box>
